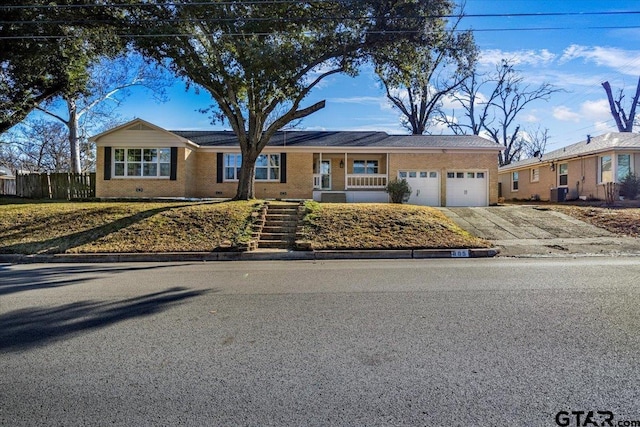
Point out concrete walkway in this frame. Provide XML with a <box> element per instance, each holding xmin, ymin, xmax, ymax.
<box><xmin>439</xmin><ymin>205</ymin><xmax>640</xmax><ymax>257</ymax></box>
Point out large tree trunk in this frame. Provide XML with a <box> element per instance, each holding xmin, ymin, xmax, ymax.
<box><xmin>602</xmin><ymin>78</ymin><xmax>640</xmax><ymax>133</ymax></box>
<box><xmin>234</xmin><ymin>148</ymin><xmax>258</xmax><ymax>200</ymax></box>
<box><xmin>67</xmin><ymin>98</ymin><xmax>82</xmax><ymax>173</ymax></box>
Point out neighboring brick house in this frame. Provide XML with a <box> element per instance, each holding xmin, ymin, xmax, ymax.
<box><xmin>91</xmin><ymin>119</ymin><xmax>503</xmax><ymax>206</ymax></box>
<box><xmin>499</xmin><ymin>132</ymin><xmax>640</xmax><ymax>202</ymax></box>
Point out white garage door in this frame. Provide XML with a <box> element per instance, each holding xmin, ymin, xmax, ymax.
<box><xmin>399</xmin><ymin>171</ymin><xmax>440</xmax><ymax>206</ymax></box>
<box><xmin>446</xmin><ymin>171</ymin><xmax>488</xmax><ymax>207</ymax></box>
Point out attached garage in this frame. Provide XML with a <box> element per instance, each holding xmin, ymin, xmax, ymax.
<box><xmin>399</xmin><ymin>170</ymin><xmax>440</xmax><ymax>206</ymax></box>
<box><xmin>93</xmin><ymin>119</ymin><xmax>502</xmax><ymax>204</ymax></box>
<box><xmin>446</xmin><ymin>171</ymin><xmax>488</xmax><ymax>207</ymax></box>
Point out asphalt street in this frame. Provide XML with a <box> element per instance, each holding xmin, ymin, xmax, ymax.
<box><xmin>1</xmin><ymin>258</ymin><xmax>640</xmax><ymax>426</ymax></box>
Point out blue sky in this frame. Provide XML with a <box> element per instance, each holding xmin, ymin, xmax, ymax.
<box><xmin>117</xmin><ymin>0</ymin><xmax>640</xmax><ymax>153</ymax></box>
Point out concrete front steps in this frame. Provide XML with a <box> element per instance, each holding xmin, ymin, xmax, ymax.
<box><xmin>257</xmin><ymin>203</ymin><xmax>301</xmax><ymax>250</ymax></box>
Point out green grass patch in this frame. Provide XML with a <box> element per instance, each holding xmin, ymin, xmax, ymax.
<box><xmin>299</xmin><ymin>201</ymin><xmax>490</xmax><ymax>250</ymax></box>
<box><xmin>0</xmin><ymin>199</ymin><xmax>260</xmax><ymax>254</ymax></box>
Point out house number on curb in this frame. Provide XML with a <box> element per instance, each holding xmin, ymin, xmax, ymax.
<box><xmin>451</xmin><ymin>249</ymin><xmax>470</xmax><ymax>258</ymax></box>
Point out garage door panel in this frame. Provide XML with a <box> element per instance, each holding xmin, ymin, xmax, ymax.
<box><xmin>446</xmin><ymin>171</ymin><xmax>487</xmax><ymax>207</ymax></box>
<box><xmin>399</xmin><ymin>171</ymin><xmax>440</xmax><ymax>206</ymax></box>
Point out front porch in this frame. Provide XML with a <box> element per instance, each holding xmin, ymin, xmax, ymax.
<box><xmin>311</xmin><ymin>153</ymin><xmax>389</xmax><ymax>203</ymax></box>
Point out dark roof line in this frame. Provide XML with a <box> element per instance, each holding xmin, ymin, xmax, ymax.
<box><xmin>170</xmin><ymin>130</ymin><xmax>502</xmax><ymax>149</ymax></box>
<box><xmin>500</xmin><ymin>132</ymin><xmax>640</xmax><ymax>170</ymax></box>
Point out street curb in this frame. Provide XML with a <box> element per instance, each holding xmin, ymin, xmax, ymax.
<box><xmin>0</xmin><ymin>248</ymin><xmax>499</xmax><ymax>264</ymax></box>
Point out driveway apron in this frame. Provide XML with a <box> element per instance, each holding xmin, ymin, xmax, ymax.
<box><xmin>439</xmin><ymin>205</ymin><xmax>640</xmax><ymax>257</ymax></box>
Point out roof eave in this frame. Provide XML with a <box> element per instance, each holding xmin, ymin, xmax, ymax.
<box><xmin>90</xmin><ymin>118</ymin><xmax>200</xmax><ymax>148</ymax></box>
<box><xmin>499</xmin><ymin>146</ymin><xmax>631</xmax><ymax>171</ymax></box>
<box><xmin>197</xmin><ymin>145</ymin><xmax>503</xmax><ymax>152</ymax></box>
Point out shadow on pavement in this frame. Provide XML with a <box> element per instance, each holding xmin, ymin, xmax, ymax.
<box><xmin>0</xmin><ymin>286</ymin><xmax>209</xmax><ymax>353</ymax></box>
<box><xmin>0</xmin><ymin>263</ymin><xmax>186</xmax><ymax>296</ymax></box>
<box><xmin>0</xmin><ymin>204</ymin><xmax>194</xmax><ymax>254</ymax></box>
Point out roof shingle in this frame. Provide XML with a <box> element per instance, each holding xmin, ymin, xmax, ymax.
<box><xmin>501</xmin><ymin>132</ymin><xmax>640</xmax><ymax>170</ymax></box>
<box><xmin>170</xmin><ymin>130</ymin><xmax>501</xmax><ymax>149</ymax></box>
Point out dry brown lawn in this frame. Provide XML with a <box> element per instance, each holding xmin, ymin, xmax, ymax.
<box><xmin>552</xmin><ymin>205</ymin><xmax>640</xmax><ymax>237</ymax></box>
<box><xmin>0</xmin><ymin>199</ymin><xmax>259</xmax><ymax>254</ymax></box>
<box><xmin>299</xmin><ymin>202</ymin><xmax>490</xmax><ymax>250</ymax></box>
<box><xmin>0</xmin><ymin>198</ymin><xmax>491</xmax><ymax>254</ymax></box>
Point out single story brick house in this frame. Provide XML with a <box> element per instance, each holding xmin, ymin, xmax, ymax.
<box><xmin>498</xmin><ymin>132</ymin><xmax>640</xmax><ymax>202</ymax></box>
<box><xmin>91</xmin><ymin>119</ymin><xmax>503</xmax><ymax>206</ymax></box>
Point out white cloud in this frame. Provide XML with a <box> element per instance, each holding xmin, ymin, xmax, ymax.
<box><xmin>328</xmin><ymin>95</ymin><xmax>401</xmax><ymax>113</ymax></box>
<box><xmin>335</xmin><ymin>121</ymin><xmax>406</xmax><ymax>134</ymax></box>
<box><xmin>479</xmin><ymin>49</ymin><xmax>557</xmax><ymax>68</ymax></box>
<box><xmin>593</xmin><ymin>121</ymin><xmax>617</xmax><ymax>134</ymax></box>
<box><xmin>541</xmin><ymin>71</ymin><xmax>602</xmax><ymax>90</ymax></box>
<box><xmin>553</xmin><ymin>99</ymin><xmax>611</xmax><ymax>124</ymax></box>
<box><xmin>440</xmin><ymin>91</ymin><xmax>487</xmax><ymax>110</ymax></box>
<box><xmin>560</xmin><ymin>45</ymin><xmax>640</xmax><ymax>76</ymax></box>
<box><xmin>328</xmin><ymin>96</ymin><xmax>384</xmax><ymax>105</ymax></box>
<box><xmin>301</xmin><ymin>125</ymin><xmax>328</xmax><ymax>131</ymax></box>
<box><xmin>580</xmin><ymin>99</ymin><xmax>611</xmax><ymax>121</ymax></box>
<box><xmin>553</xmin><ymin>106</ymin><xmax>581</xmax><ymax>122</ymax></box>
<box><xmin>426</xmin><ymin>120</ymin><xmax>451</xmax><ymax>134</ymax></box>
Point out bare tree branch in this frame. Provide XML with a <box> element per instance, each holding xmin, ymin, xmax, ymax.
<box><xmin>602</xmin><ymin>77</ymin><xmax>640</xmax><ymax>132</ymax></box>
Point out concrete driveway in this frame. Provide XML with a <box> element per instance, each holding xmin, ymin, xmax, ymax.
<box><xmin>439</xmin><ymin>205</ymin><xmax>640</xmax><ymax>257</ymax></box>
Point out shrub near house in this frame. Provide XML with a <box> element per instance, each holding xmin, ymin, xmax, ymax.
<box><xmin>620</xmin><ymin>173</ymin><xmax>640</xmax><ymax>200</ymax></box>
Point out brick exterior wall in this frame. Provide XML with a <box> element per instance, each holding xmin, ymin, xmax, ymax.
<box><xmin>94</xmin><ymin>124</ymin><xmax>501</xmax><ymax>205</ymax></box>
<box><xmin>192</xmin><ymin>151</ymin><xmax>314</xmax><ymax>199</ymax></box>
<box><xmin>96</xmin><ymin>146</ymin><xmax>500</xmax><ymax>204</ymax></box>
<box><xmin>96</xmin><ymin>147</ymin><xmax>193</xmax><ymax>198</ymax></box>
<box><xmin>388</xmin><ymin>152</ymin><xmax>499</xmax><ymax>205</ymax></box>
<box><xmin>499</xmin><ymin>151</ymin><xmax>639</xmax><ymax>201</ymax></box>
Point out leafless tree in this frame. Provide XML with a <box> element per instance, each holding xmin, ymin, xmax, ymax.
<box><xmin>439</xmin><ymin>59</ymin><xmax>560</xmax><ymax>165</ymax></box>
<box><xmin>601</xmin><ymin>77</ymin><xmax>640</xmax><ymax>133</ymax></box>
<box><xmin>522</xmin><ymin>126</ymin><xmax>549</xmax><ymax>159</ymax></box>
<box><xmin>1</xmin><ymin>112</ymin><xmax>125</xmax><ymax>174</ymax></box>
<box><xmin>5</xmin><ymin>119</ymin><xmax>70</xmax><ymax>172</ymax></box>
<box><xmin>36</xmin><ymin>53</ymin><xmax>171</xmax><ymax>173</ymax></box>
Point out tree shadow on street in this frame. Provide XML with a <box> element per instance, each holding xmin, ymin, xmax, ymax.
<box><xmin>0</xmin><ymin>286</ymin><xmax>210</xmax><ymax>353</ymax></box>
<box><xmin>0</xmin><ymin>204</ymin><xmax>194</xmax><ymax>254</ymax></box>
<box><xmin>0</xmin><ymin>263</ymin><xmax>188</xmax><ymax>296</ymax></box>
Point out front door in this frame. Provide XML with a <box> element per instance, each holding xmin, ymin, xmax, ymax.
<box><xmin>321</xmin><ymin>160</ymin><xmax>331</xmax><ymax>190</ymax></box>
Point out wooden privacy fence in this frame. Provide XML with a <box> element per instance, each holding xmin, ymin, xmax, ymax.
<box><xmin>0</xmin><ymin>177</ymin><xmax>16</xmax><ymax>195</ymax></box>
<box><xmin>16</xmin><ymin>172</ymin><xmax>95</xmax><ymax>199</ymax></box>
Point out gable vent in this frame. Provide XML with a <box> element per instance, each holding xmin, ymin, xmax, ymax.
<box><xmin>128</xmin><ymin>123</ymin><xmax>154</xmax><ymax>131</ymax></box>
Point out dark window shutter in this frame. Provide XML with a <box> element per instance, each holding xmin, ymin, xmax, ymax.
<box><xmin>170</xmin><ymin>147</ymin><xmax>178</xmax><ymax>181</ymax></box>
<box><xmin>216</xmin><ymin>153</ymin><xmax>224</xmax><ymax>183</ymax></box>
<box><xmin>104</xmin><ymin>147</ymin><xmax>112</xmax><ymax>180</ymax></box>
<box><xmin>280</xmin><ymin>153</ymin><xmax>287</xmax><ymax>183</ymax></box>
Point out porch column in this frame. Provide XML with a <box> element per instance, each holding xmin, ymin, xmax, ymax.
<box><xmin>386</xmin><ymin>153</ymin><xmax>390</xmax><ymax>182</ymax></box>
<box><xmin>318</xmin><ymin>152</ymin><xmax>322</xmax><ymax>190</ymax></box>
<box><xmin>344</xmin><ymin>152</ymin><xmax>348</xmax><ymax>191</ymax></box>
